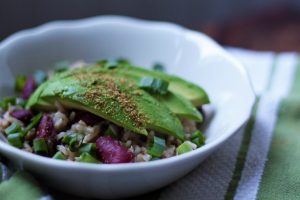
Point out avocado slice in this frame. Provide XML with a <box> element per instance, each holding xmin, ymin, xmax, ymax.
<box><xmin>75</xmin><ymin>65</ymin><xmax>204</xmax><ymax>121</ymax></box>
<box><xmin>26</xmin><ymin>68</ymin><xmax>185</xmax><ymax>140</ymax></box>
<box><xmin>153</xmin><ymin>92</ymin><xmax>203</xmax><ymax>122</ymax></box>
<box><xmin>108</xmin><ymin>63</ymin><xmax>210</xmax><ymax>106</ymax></box>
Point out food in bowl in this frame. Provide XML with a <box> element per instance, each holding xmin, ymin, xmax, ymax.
<box><xmin>0</xmin><ymin>60</ymin><xmax>209</xmax><ymax>164</ymax></box>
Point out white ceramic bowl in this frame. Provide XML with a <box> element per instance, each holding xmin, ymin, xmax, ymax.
<box><xmin>0</xmin><ymin>16</ymin><xmax>255</xmax><ymax>199</ymax></box>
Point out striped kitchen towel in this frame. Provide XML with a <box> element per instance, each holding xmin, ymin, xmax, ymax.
<box><xmin>0</xmin><ymin>48</ymin><xmax>299</xmax><ymax>200</ymax></box>
<box><xmin>159</xmin><ymin>49</ymin><xmax>300</xmax><ymax>200</ymax></box>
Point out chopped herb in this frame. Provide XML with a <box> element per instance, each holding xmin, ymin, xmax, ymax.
<box><xmin>117</xmin><ymin>58</ymin><xmax>130</xmax><ymax>65</ymax></box>
<box><xmin>5</xmin><ymin>122</ymin><xmax>22</xmax><ymax>135</ymax></box>
<box><xmin>53</xmin><ymin>151</ymin><xmax>66</xmax><ymax>160</ymax></box>
<box><xmin>152</xmin><ymin>63</ymin><xmax>165</xmax><ymax>72</ymax></box>
<box><xmin>33</xmin><ymin>70</ymin><xmax>47</xmax><ymax>85</ymax></box>
<box><xmin>78</xmin><ymin>152</ymin><xmax>100</xmax><ymax>163</ymax></box>
<box><xmin>139</xmin><ymin>77</ymin><xmax>169</xmax><ymax>95</ymax></box>
<box><xmin>191</xmin><ymin>130</ymin><xmax>205</xmax><ymax>147</ymax></box>
<box><xmin>0</xmin><ymin>97</ymin><xmax>16</xmax><ymax>110</ymax></box>
<box><xmin>24</xmin><ymin>113</ymin><xmax>42</xmax><ymax>133</ymax></box>
<box><xmin>33</xmin><ymin>138</ymin><xmax>48</xmax><ymax>155</ymax></box>
<box><xmin>96</xmin><ymin>59</ymin><xmax>108</xmax><ymax>65</ymax></box>
<box><xmin>176</xmin><ymin>141</ymin><xmax>197</xmax><ymax>155</ymax></box>
<box><xmin>147</xmin><ymin>136</ymin><xmax>166</xmax><ymax>157</ymax></box>
<box><xmin>79</xmin><ymin>143</ymin><xmax>96</xmax><ymax>155</ymax></box>
<box><xmin>105</xmin><ymin>61</ymin><xmax>118</xmax><ymax>69</ymax></box>
<box><xmin>15</xmin><ymin>75</ymin><xmax>27</xmax><ymax>92</ymax></box>
<box><xmin>62</xmin><ymin>133</ymin><xmax>83</xmax><ymax>152</ymax></box>
<box><xmin>54</xmin><ymin>61</ymin><xmax>69</xmax><ymax>73</ymax></box>
<box><xmin>96</xmin><ymin>59</ymin><xmax>119</xmax><ymax>69</ymax></box>
<box><xmin>7</xmin><ymin>133</ymin><xmax>23</xmax><ymax>148</ymax></box>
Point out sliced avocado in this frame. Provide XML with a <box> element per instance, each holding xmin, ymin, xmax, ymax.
<box><xmin>108</xmin><ymin>63</ymin><xmax>210</xmax><ymax>106</ymax></box>
<box><xmin>153</xmin><ymin>92</ymin><xmax>203</xmax><ymax>122</ymax></box>
<box><xmin>26</xmin><ymin>68</ymin><xmax>185</xmax><ymax>140</ymax></box>
<box><xmin>110</xmin><ymin>72</ymin><xmax>203</xmax><ymax>121</ymax></box>
<box><xmin>76</xmin><ymin>66</ymin><xmax>204</xmax><ymax>121</ymax></box>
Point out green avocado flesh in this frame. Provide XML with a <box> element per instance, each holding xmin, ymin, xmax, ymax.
<box><xmin>64</xmin><ymin>65</ymin><xmax>204</xmax><ymax>121</ymax></box>
<box><xmin>26</xmin><ymin>64</ymin><xmax>208</xmax><ymax>140</ymax></box>
<box><xmin>110</xmin><ymin>63</ymin><xmax>210</xmax><ymax>106</ymax></box>
<box><xmin>27</xmin><ymin>67</ymin><xmax>185</xmax><ymax>140</ymax></box>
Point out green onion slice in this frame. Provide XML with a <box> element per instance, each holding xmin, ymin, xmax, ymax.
<box><xmin>78</xmin><ymin>152</ymin><xmax>100</xmax><ymax>163</ymax></box>
<box><xmin>54</xmin><ymin>61</ymin><xmax>69</xmax><ymax>73</ymax></box>
<box><xmin>147</xmin><ymin>136</ymin><xmax>166</xmax><ymax>157</ymax></box>
<box><xmin>79</xmin><ymin>143</ymin><xmax>96</xmax><ymax>155</ymax></box>
<box><xmin>24</xmin><ymin>113</ymin><xmax>42</xmax><ymax>133</ymax></box>
<box><xmin>53</xmin><ymin>152</ymin><xmax>66</xmax><ymax>160</ymax></box>
<box><xmin>7</xmin><ymin>133</ymin><xmax>23</xmax><ymax>148</ymax></box>
<box><xmin>191</xmin><ymin>130</ymin><xmax>205</xmax><ymax>147</ymax></box>
<box><xmin>152</xmin><ymin>63</ymin><xmax>165</xmax><ymax>72</ymax></box>
<box><xmin>33</xmin><ymin>138</ymin><xmax>48</xmax><ymax>155</ymax></box>
<box><xmin>62</xmin><ymin>133</ymin><xmax>83</xmax><ymax>152</ymax></box>
<box><xmin>5</xmin><ymin>122</ymin><xmax>22</xmax><ymax>135</ymax></box>
<box><xmin>117</xmin><ymin>58</ymin><xmax>130</xmax><ymax>65</ymax></box>
<box><xmin>176</xmin><ymin>141</ymin><xmax>196</xmax><ymax>155</ymax></box>
<box><xmin>15</xmin><ymin>75</ymin><xmax>27</xmax><ymax>92</ymax></box>
<box><xmin>139</xmin><ymin>77</ymin><xmax>169</xmax><ymax>95</ymax></box>
<box><xmin>97</xmin><ymin>59</ymin><xmax>118</xmax><ymax>69</ymax></box>
<box><xmin>0</xmin><ymin>97</ymin><xmax>16</xmax><ymax>110</ymax></box>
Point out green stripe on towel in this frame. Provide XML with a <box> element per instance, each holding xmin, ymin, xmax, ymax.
<box><xmin>225</xmin><ymin>56</ymin><xmax>278</xmax><ymax>200</ymax></box>
<box><xmin>257</xmin><ymin>59</ymin><xmax>300</xmax><ymax>200</ymax></box>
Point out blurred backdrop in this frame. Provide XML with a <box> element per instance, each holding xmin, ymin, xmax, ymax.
<box><xmin>1</xmin><ymin>0</ymin><xmax>300</xmax><ymax>51</ymax></box>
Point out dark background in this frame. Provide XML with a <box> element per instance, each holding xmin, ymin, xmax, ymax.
<box><xmin>1</xmin><ymin>0</ymin><xmax>300</xmax><ymax>51</ymax></box>
<box><xmin>0</xmin><ymin>1</ymin><xmax>299</xmax><ymax>38</ymax></box>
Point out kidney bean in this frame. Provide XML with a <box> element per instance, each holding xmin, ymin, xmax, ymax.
<box><xmin>96</xmin><ymin>136</ymin><xmax>134</xmax><ymax>164</ymax></box>
<box><xmin>10</xmin><ymin>109</ymin><xmax>33</xmax><ymax>124</ymax></box>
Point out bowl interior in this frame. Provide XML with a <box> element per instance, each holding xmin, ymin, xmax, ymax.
<box><xmin>0</xmin><ymin>16</ymin><xmax>254</xmax><ymax>156</ymax></box>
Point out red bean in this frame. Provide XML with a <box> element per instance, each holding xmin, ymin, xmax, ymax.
<box><xmin>96</xmin><ymin>136</ymin><xmax>134</xmax><ymax>164</ymax></box>
<box><xmin>22</xmin><ymin>77</ymin><xmax>36</xmax><ymax>100</ymax></box>
<box><xmin>10</xmin><ymin>109</ymin><xmax>34</xmax><ymax>124</ymax></box>
<box><xmin>36</xmin><ymin>114</ymin><xmax>56</xmax><ymax>140</ymax></box>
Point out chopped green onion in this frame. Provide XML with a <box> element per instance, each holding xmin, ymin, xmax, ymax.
<box><xmin>24</xmin><ymin>113</ymin><xmax>42</xmax><ymax>133</ymax></box>
<box><xmin>5</xmin><ymin>122</ymin><xmax>22</xmax><ymax>135</ymax></box>
<box><xmin>191</xmin><ymin>130</ymin><xmax>205</xmax><ymax>147</ymax></box>
<box><xmin>54</xmin><ymin>61</ymin><xmax>69</xmax><ymax>73</ymax></box>
<box><xmin>96</xmin><ymin>59</ymin><xmax>108</xmax><ymax>65</ymax></box>
<box><xmin>69</xmin><ymin>136</ymin><xmax>82</xmax><ymax>152</ymax></box>
<box><xmin>33</xmin><ymin>70</ymin><xmax>47</xmax><ymax>85</ymax></box>
<box><xmin>117</xmin><ymin>58</ymin><xmax>130</xmax><ymax>65</ymax></box>
<box><xmin>152</xmin><ymin>63</ymin><xmax>165</xmax><ymax>72</ymax></box>
<box><xmin>0</xmin><ymin>97</ymin><xmax>16</xmax><ymax>110</ymax></box>
<box><xmin>79</xmin><ymin>143</ymin><xmax>96</xmax><ymax>155</ymax></box>
<box><xmin>96</xmin><ymin>59</ymin><xmax>118</xmax><ymax>69</ymax></box>
<box><xmin>147</xmin><ymin>136</ymin><xmax>166</xmax><ymax>157</ymax></box>
<box><xmin>139</xmin><ymin>77</ymin><xmax>169</xmax><ymax>95</ymax></box>
<box><xmin>104</xmin><ymin>125</ymin><xmax>118</xmax><ymax>138</ymax></box>
<box><xmin>33</xmin><ymin>138</ymin><xmax>48</xmax><ymax>155</ymax></box>
<box><xmin>97</xmin><ymin>59</ymin><xmax>122</xmax><ymax>69</ymax></box>
<box><xmin>7</xmin><ymin>133</ymin><xmax>23</xmax><ymax>148</ymax></box>
<box><xmin>53</xmin><ymin>152</ymin><xmax>66</xmax><ymax>160</ymax></box>
<box><xmin>78</xmin><ymin>152</ymin><xmax>100</xmax><ymax>163</ymax></box>
<box><xmin>105</xmin><ymin>61</ymin><xmax>118</xmax><ymax>69</ymax></box>
<box><xmin>62</xmin><ymin>133</ymin><xmax>83</xmax><ymax>152</ymax></box>
<box><xmin>176</xmin><ymin>141</ymin><xmax>197</xmax><ymax>155</ymax></box>
<box><xmin>15</xmin><ymin>75</ymin><xmax>27</xmax><ymax>92</ymax></box>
